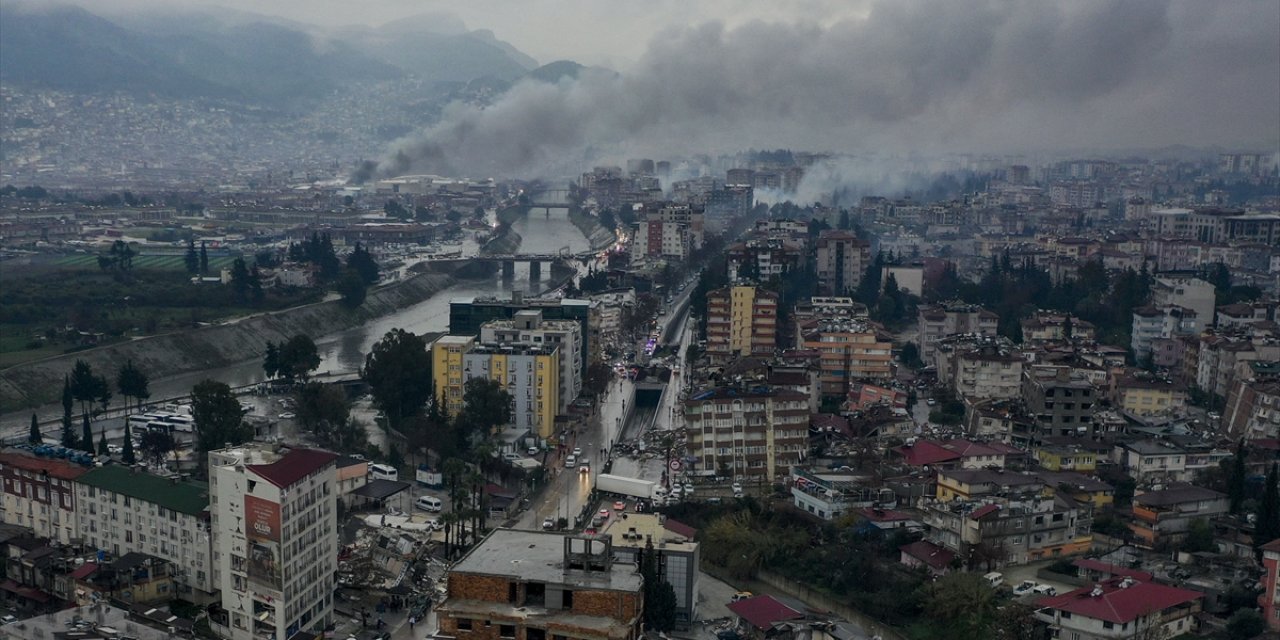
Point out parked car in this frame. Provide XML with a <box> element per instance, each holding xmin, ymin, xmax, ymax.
<box><xmin>542</xmin><ymin>517</ymin><xmax>556</xmax><ymax>530</ymax></box>
<box><xmin>1033</xmin><ymin>584</ymin><xmax>1057</xmax><ymax>596</ymax></box>
<box><xmin>730</xmin><ymin>592</ymin><xmax>753</xmax><ymax>602</ymax></box>
<box><xmin>613</xmin><ymin>500</ymin><xmax>626</xmax><ymax>511</ymax></box>
<box><xmin>731</xmin><ymin>482</ymin><xmax>744</xmax><ymax>497</ymax></box>
<box><xmin>1012</xmin><ymin>580</ymin><xmax>1038</xmax><ymax>596</ymax></box>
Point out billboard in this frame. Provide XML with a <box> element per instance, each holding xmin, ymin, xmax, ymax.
<box><xmin>245</xmin><ymin>495</ymin><xmax>282</xmax><ymax>591</ymax></box>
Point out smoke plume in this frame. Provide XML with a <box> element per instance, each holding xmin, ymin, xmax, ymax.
<box><xmin>362</xmin><ymin>0</ymin><xmax>1279</xmax><ymax>181</ymax></box>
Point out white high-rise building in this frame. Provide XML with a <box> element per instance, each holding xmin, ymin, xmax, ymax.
<box><xmin>209</xmin><ymin>445</ymin><xmax>338</xmax><ymax>640</ymax></box>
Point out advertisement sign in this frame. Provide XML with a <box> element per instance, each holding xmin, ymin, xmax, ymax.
<box><xmin>245</xmin><ymin>495</ymin><xmax>282</xmax><ymax>591</ymax></box>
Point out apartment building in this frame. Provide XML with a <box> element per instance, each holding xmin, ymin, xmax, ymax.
<box><xmin>1021</xmin><ymin>365</ymin><xmax>1097</xmax><ymax>441</ymax></box>
<box><xmin>813</xmin><ymin>230</ymin><xmax>870</xmax><ymax>296</ymax></box>
<box><xmin>1035</xmin><ymin>577</ymin><xmax>1203</xmax><ymax>640</ymax></box>
<box><xmin>481</xmin><ymin>310</ymin><xmax>583</xmax><ymax>415</ymax></box>
<box><xmin>603</xmin><ymin>514</ymin><xmax>700</xmax><ymax>629</ymax></box>
<box><xmin>434</xmin><ymin>334</ymin><xmax>565</xmax><ymax>442</ymax></box>
<box><xmin>683</xmin><ymin>387</ymin><xmax>808</xmax><ymax>483</ymax></box>
<box><xmin>726</xmin><ymin>237</ymin><xmax>806</xmax><ymax>283</ymax></box>
<box><xmin>1020</xmin><ymin>311</ymin><xmax>1095</xmax><ymax>343</ymax></box>
<box><xmin>1127</xmin><ymin>485</ymin><xmax>1228</xmax><ymax>549</ymax></box>
<box><xmin>799</xmin><ymin>319</ymin><xmax>894</xmax><ymax>396</ymax></box>
<box><xmin>209</xmin><ymin>445</ymin><xmax>338</xmax><ymax>640</ymax></box>
<box><xmin>629</xmin><ymin>204</ymin><xmax>705</xmax><ymax>266</ymax></box>
<box><xmin>1151</xmin><ymin>276</ymin><xmax>1216</xmax><ymax>326</ymax></box>
<box><xmin>1131</xmin><ymin>305</ymin><xmax>1199</xmax><ymax>362</ymax></box>
<box><xmin>916</xmin><ymin>303</ymin><xmax>999</xmax><ymax>361</ymax></box>
<box><xmin>1151</xmin><ymin>207</ymin><xmax>1280</xmax><ymax>246</ymax></box>
<box><xmin>0</xmin><ymin>451</ymin><xmax>86</xmax><ymax>545</ymax></box>
<box><xmin>433</xmin><ymin>335</ymin><xmax>477</xmax><ymax>415</ymax></box>
<box><xmin>436</xmin><ymin>530</ymin><xmax>643</xmax><ymax>640</ymax></box>
<box><xmin>1223</xmin><ymin>378</ymin><xmax>1280</xmax><ymax>439</ymax></box>
<box><xmin>1262</xmin><ymin>538</ymin><xmax>1280</xmax><ymax>632</ymax></box>
<box><xmin>919</xmin><ymin>494</ymin><xmax>1092</xmax><ymax>569</ymax></box>
<box><xmin>75</xmin><ymin>465</ymin><xmax>215</xmax><ymax>601</ymax></box>
<box><xmin>1113</xmin><ymin>439</ymin><xmax>1229</xmax><ymax>486</ymax></box>
<box><xmin>449</xmin><ymin>295</ymin><xmax>591</xmax><ymax>376</ymax></box>
<box><xmin>1111</xmin><ymin>375</ymin><xmax>1187</xmax><ymax>417</ymax></box>
<box><xmin>705</xmin><ymin>286</ymin><xmax>778</xmax><ymax>362</ymax></box>
<box><xmin>466</xmin><ymin>345</ymin><xmax>561</xmax><ymax>441</ymax></box>
<box><xmin>939</xmin><ymin>343</ymin><xmax>1024</xmax><ymax>402</ymax></box>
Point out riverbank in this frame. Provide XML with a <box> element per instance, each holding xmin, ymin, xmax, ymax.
<box><xmin>0</xmin><ymin>271</ymin><xmax>455</xmax><ymax>412</ymax></box>
<box><xmin>481</xmin><ymin>225</ymin><xmax>523</xmax><ymax>255</ymax></box>
<box><xmin>568</xmin><ymin>208</ymin><xmax>617</xmax><ymax>251</ymax></box>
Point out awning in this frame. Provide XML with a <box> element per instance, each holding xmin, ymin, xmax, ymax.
<box><xmin>352</xmin><ymin>479</ymin><xmax>412</xmax><ymax>501</ymax></box>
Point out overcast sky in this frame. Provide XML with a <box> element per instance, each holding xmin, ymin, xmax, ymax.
<box><xmin>49</xmin><ymin>0</ymin><xmax>1280</xmax><ymax>178</ymax></box>
<box><xmin>75</xmin><ymin>0</ymin><xmax>877</xmax><ymax>66</ymax></box>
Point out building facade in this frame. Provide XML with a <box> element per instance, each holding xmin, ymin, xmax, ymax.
<box><xmin>684</xmin><ymin>388</ymin><xmax>808</xmax><ymax>482</ymax></box>
<box><xmin>74</xmin><ymin>466</ymin><xmax>215</xmax><ymax>600</ymax></box>
<box><xmin>814</xmin><ymin>230</ymin><xmax>870</xmax><ymax>296</ymax></box>
<box><xmin>481</xmin><ymin>310</ymin><xmax>583</xmax><ymax>415</ymax></box>
<box><xmin>916</xmin><ymin>303</ymin><xmax>999</xmax><ymax>361</ymax></box>
<box><xmin>0</xmin><ymin>451</ymin><xmax>86</xmax><ymax>545</ymax></box>
<box><xmin>705</xmin><ymin>286</ymin><xmax>778</xmax><ymax>362</ymax></box>
<box><xmin>436</xmin><ymin>530</ymin><xmax>643</xmax><ymax>640</ymax></box>
<box><xmin>209</xmin><ymin>446</ymin><xmax>338</xmax><ymax>640</ymax></box>
<box><xmin>799</xmin><ymin>319</ymin><xmax>894</xmax><ymax>396</ymax></box>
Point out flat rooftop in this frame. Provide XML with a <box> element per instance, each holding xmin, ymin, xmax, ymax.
<box><xmin>451</xmin><ymin>529</ymin><xmax>643</xmax><ymax>592</ymax></box>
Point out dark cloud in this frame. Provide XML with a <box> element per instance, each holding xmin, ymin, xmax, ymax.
<box><xmin>369</xmin><ymin>0</ymin><xmax>1279</xmax><ymax>180</ymax></box>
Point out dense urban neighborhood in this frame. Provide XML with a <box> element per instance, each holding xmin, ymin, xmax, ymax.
<box><xmin>1</xmin><ymin>1</ymin><xmax>1279</xmax><ymax>640</ymax></box>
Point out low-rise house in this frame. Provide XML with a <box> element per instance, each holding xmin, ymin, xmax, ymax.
<box><xmin>1261</xmin><ymin>538</ymin><xmax>1280</xmax><ymax>632</ymax></box>
<box><xmin>726</xmin><ymin>595</ymin><xmax>804</xmax><ymax>640</ymax></box>
<box><xmin>1111</xmin><ymin>374</ymin><xmax>1187</xmax><ymax>417</ymax></box>
<box><xmin>919</xmin><ymin>493</ymin><xmax>1093</xmax><ymax>569</ymax></box>
<box><xmin>1034</xmin><ymin>576</ymin><xmax>1203</xmax><ymax>640</ymax></box>
<box><xmin>1128</xmin><ymin>485</ymin><xmax>1228</xmax><ymax>549</ymax></box>
<box><xmin>898</xmin><ymin>540</ymin><xmax>955</xmax><ymax>576</ymax></box>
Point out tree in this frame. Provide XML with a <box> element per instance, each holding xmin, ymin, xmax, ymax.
<box><xmin>295</xmin><ymin>383</ymin><xmax>355</xmax><ymax>448</ymax></box>
<box><xmin>60</xmin><ymin>376</ymin><xmax>77</xmax><ymax>448</ymax></box>
<box><xmin>362</xmin><ymin>328</ymin><xmax>432</xmax><ymax>430</ymax></box>
<box><xmin>199</xmin><ymin>241</ymin><xmax>209</xmax><ymax>274</ymax></box>
<box><xmin>121</xmin><ymin>424</ymin><xmax>137</xmax><ymax>464</ymax></box>
<box><xmin>277</xmin><ymin>334</ymin><xmax>321</xmax><ymax>383</ymax></box>
<box><xmin>347</xmin><ymin>242</ymin><xmax>379</xmax><ymax>285</ymax></box>
<box><xmin>1182</xmin><ymin>518</ymin><xmax>1216</xmax><ymax>553</ymax></box>
<box><xmin>69</xmin><ymin>359</ymin><xmax>108</xmax><ymax>419</ymax></box>
<box><xmin>1228</xmin><ymin>440</ymin><xmax>1247</xmax><ymax>515</ymax></box>
<box><xmin>336</xmin><ymin>268</ymin><xmax>367</xmax><ymax>308</ymax></box>
<box><xmin>1257</xmin><ymin>463</ymin><xmax>1280</xmax><ymax>547</ymax></box>
<box><xmin>583</xmin><ymin>362</ymin><xmax>613</xmax><ymax>397</ymax></box>
<box><xmin>139</xmin><ymin>429</ymin><xmax>176</xmax><ymax>466</ymax></box>
<box><xmin>263</xmin><ymin>342</ymin><xmax>280</xmax><ymax>380</ymax></box>
<box><xmin>116</xmin><ymin>360</ymin><xmax>150</xmax><ymax>414</ymax></box>
<box><xmin>1226</xmin><ymin>608</ymin><xmax>1265</xmax><ymax>640</ymax></box>
<box><xmin>27</xmin><ymin>414</ymin><xmax>41</xmax><ymax>445</ymax></box>
<box><xmin>639</xmin><ymin>541</ymin><xmax>678</xmax><ymax>631</ymax></box>
<box><xmin>230</xmin><ymin>258</ymin><xmax>253</xmax><ymax>300</ymax></box>
<box><xmin>191</xmin><ymin>380</ymin><xmax>250</xmax><ymax>454</ymax></box>
<box><xmin>921</xmin><ymin>572</ymin><xmax>998</xmax><ymax>640</ymax></box>
<box><xmin>98</xmin><ymin>429</ymin><xmax>109</xmax><ymax>456</ymax></box>
<box><xmin>81</xmin><ymin>414</ymin><xmax>94</xmax><ymax>452</ymax></box>
<box><xmin>900</xmin><ymin>343</ymin><xmax>922</xmax><ymax>369</ymax></box>
<box><xmin>456</xmin><ymin>378</ymin><xmax>513</xmax><ymax>443</ymax></box>
<box><xmin>184</xmin><ymin>238</ymin><xmax>199</xmax><ymax>273</ymax></box>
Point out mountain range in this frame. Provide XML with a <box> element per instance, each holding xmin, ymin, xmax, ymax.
<box><xmin>0</xmin><ymin>3</ymin><xmax>579</xmax><ymax>109</ymax></box>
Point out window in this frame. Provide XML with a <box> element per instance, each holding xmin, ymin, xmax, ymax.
<box><xmin>563</xmin><ymin>590</ymin><xmax>574</xmax><ymax>609</ymax></box>
<box><xmin>500</xmin><ymin>625</ymin><xmax>516</xmax><ymax>638</ymax></box>
<box><xmin>457</xmin><ymin>619</ymin><xmax>472</xmax><ymax>631</ymax></box>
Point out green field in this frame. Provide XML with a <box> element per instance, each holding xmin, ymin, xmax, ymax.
<box><xmin>52</xmin><ymin>254</ymin><xmax>239</xmax><ymax>271</ymax></box>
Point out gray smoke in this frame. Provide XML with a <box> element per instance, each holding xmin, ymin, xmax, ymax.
<box><xmin>365</xmin><ymin>0</ymin><xmax>1279</xmax><ymax>180</ymax></box>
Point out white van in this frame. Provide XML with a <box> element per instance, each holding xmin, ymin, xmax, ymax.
<box><xmin>415</xmin><ymin>496</ymin><xmax>443</xmax><ymax>512</ymax></box>
<box><xmin>565</xmin><ymin>455</ymin><xmax>577</xmax><ymax>468</ymax></box>
<box><xmin>370</xmin><ymin>464</ymin><xmax>398</xmax><ymax>482</ymax></box>
<box><xmin>983</xmin><ymin>572</ymin><xmax>1004</xmax><ymax>588</ymax></box>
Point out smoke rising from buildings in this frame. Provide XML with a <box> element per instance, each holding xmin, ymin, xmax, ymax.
<box><xmin>358</xmin><ymin>0</ymin><xmax>1279</xmax><ymax>182</ymax></box>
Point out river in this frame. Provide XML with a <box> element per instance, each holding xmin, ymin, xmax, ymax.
<box><xmin>0</xmin><ymin>201</ymin><xmax>596</xmax><ymax>435</ymax></box>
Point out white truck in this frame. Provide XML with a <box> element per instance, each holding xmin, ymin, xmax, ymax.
<box><xmin>595</xmin><ymin>473</ymin><xmax>657</xmax><ymax>500</ymax></box>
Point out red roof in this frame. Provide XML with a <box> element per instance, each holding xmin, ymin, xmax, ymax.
<box><xmin>892</xmin><ymin>440</ymin><xmax>961</xmax><ymax>467</ymax></box>
<box><xmin>663</xmin><ymin>518</ymin><xmax>698</xmax><ymax>540</ymax></box>
<box><xmin>858</xmin><ymin>507</ymin><xmax>912</xmax><ymax>522</ymax></box>
<box><xmin>69</xmin><ymin>562</ymin><xmax>98</xmax><ymax>580</ymax></box>
<box><xmin>727</xmin><ymin>595</ymin><xmax>804</xmax><ymax>630</ymax></box>
<box><xmin>1036</xmin><ymin>577</ymin><xmax>1201</xmax><ymax>624</ymax></box>
<box><xmin>0</xmin><ymin>453</ymin><xmax>89</xmax><ymax>481</ymax></box>
<box><xmin>247</xmin><ymin>448</ymin><xmax>338</xmax><ymax>488</ymax></box>
<box><xmin>941</xmin><ymin>439</ymin><xmax>1004</xmax><ymax>458</ymax></box>
<box><xmin>899</xmin><ymin>540</ymin><xmax>955</xmax><ymax>570</ymax></box>
<box><xmin>1072</xmin><ymin>558</ymin><xmax>1153</xmax><ymax>582</ymax></box>
<box><xmin>968</xmin><ymin>503</ymin><xmax>1001</xmax><ymax>520</ymax></box>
